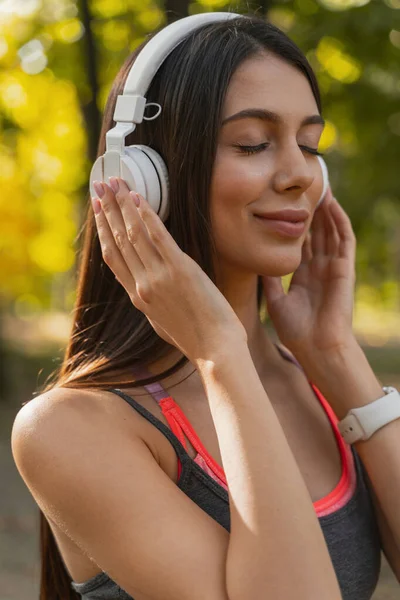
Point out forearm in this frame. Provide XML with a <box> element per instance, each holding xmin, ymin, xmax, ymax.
<box><xmin>299</xmin><ymin>338</ymin><xmax>400</xmax><ymax>552</ymax></box>
<box><xmin>196</xmin><ymin>346</ymin><xmax>342</xmax><ymax>600</ymax></box>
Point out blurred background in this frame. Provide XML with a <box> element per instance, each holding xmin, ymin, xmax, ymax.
<box><xmin>0</xmin><ymin>0</ymin><xmax>399</xmax><ymax>598</ymax></box>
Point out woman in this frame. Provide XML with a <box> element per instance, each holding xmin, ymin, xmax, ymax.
<box><xmin>11</xmin><ymin>13</ymin><xmax>400</xmax><ymax>600</ymax></box>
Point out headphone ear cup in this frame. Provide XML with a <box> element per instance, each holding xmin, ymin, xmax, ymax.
<box><xmin>89</xmin><ymin>151</ymin><xmax>153</xmax><ymax>209</ymax></box>
<box><xmin>315</xmin><ymin>155</ymin><xmax>329</xmax><ymax>209</ymax></box>
<box><xmin>134</xmin><ymin>145</ymin><xmax>169</xmax><ymax>222</ymax></box>
<box><xmin>89</xmin><ymin>146</ymin><xmax>170</xmax><ymax>222</ymax></box>
<box><xmin>123</xmin><ymin>146</ymin><xmax>161</xmax><ymax>215</ymax></box>
<box><xmin>89</xmin><ymin>156</ymin><xmax>106</xmax><ymax>200</ymax></box>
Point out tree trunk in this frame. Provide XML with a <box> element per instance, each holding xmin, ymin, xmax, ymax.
<box><xmin>78</xmin><ymin>0</ymin><xmax>101</xmax><ymax>163</ymax></box>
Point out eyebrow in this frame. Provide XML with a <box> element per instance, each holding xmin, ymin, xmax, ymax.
<box><xmin>221</xmin><ymin>108</ymin><xmax>325</xmax><ymax>128</ymax></box>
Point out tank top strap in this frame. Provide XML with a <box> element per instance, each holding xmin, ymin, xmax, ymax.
<box><xmin>130</xmin><ymin>364</ymin><xmax>188</xmax><ymax>451</ymax></box>
<box><xmin>106</xmin><ymin>387</ymin><xmax>190</xmax><ymax>465</ymax></box>
<box><xmin>131</xmin><ymin>364</ymin><xmax>170</xmax><ymax>404</ymax></box>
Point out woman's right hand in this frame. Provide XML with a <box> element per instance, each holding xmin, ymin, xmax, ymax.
<box><xmin>91</xmin><ymin>177</ymin><xmax>247</xmax><ymax>364</ymax></box>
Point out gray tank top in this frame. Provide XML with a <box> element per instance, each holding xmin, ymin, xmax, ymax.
<box><xmin>70</xmin><ymin>350</ymin><xmax>382</xmax><ymax>599</ymax></box>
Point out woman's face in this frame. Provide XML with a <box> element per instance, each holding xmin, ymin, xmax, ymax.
<box><xmin>210</xmin><ymin>52</ymin><xmax>325</xmax><ymax>280</ymax></box>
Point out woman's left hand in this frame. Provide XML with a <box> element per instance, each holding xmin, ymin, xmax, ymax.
<box><xmin>262</xmin><ymin>187</ymin><xmax>357</xmax><ymax>363</ymax></box>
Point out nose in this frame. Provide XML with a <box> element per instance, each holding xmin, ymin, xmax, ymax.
<box><xmin>272</xmin><ymin>147</ymin><xmax>316</xmax><ymax>196</ymax></box>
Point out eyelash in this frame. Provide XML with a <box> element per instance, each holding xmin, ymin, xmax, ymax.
<box><xmin>235</xmin><ymin>143</ymin><xmax>324</xmax><ymax>157</ymax></box>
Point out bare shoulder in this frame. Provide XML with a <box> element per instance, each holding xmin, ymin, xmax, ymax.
<box><xmin>13</xmin><ymin>386</ymin><xmax>114</xmax><ymax>440</ymax></box>
<box><xmin>13</xmin><ymin>386</ymin><xmax>102</xmax><ymax>429</ymax></box>
<box><xmin>11</xmin><ymin>385</ymin><xmax>160</xmax><ymax>479</ymax></box>
<box><xmin>11</xmin><ymin>386</ymin><xmax>231</xmax><ymax>600</ymax></box>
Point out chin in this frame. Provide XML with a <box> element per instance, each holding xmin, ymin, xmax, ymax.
<box><xmin>255</xmin><ymin>250</ymin><xmax>303</xmax><ymax>278</ymax></box>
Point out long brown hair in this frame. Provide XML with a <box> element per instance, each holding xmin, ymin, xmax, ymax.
<box><xmin>29</xmin><ymin>13</ymin><xmax>322</xmax><ymax>599</ymax></box>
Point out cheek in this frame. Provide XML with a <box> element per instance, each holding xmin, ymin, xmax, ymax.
<box><xmin>209</xmin><ymin>153</ymin><xmax>270</xmax><ymax>266</ymax></box>
<box><xmin>211</xmin><ymin>150</ymin><xmax>271</xmax><ymax>202</ymax></box>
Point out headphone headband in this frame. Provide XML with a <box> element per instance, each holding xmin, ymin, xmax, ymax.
<box><xmin>111</xmin><ymin>13</ymin><xmax>241</xmax><ymax>127</ymax></box>
<box><xmin>122</xmin><ymin>12</ymin><xmax>241</xmax><ymax>101</ymax></box>
<box><xmin>106</xmin><ymin>12</ymin><xmax>242</xmax><ymax>161</ymax></box>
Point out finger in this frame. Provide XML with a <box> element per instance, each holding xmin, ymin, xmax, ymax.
<box><xmin>97</xmin><ymin>180</ymin><xmax>149</xmax><ymax>279</ymax></box>
<box><xmin>110</xmin><ymin>178</ymin><xmax>163</xmax><ymax>272</ymax></box>
<box><xmin>301</xmin><ymin>231</ymin><xmax>313</xmax><ymax>263</ymax></box>
<box><xmin>323</xmin><ymin>185</ymin><xmax>334</xmax><ymax>206</ymax></box>
<box><xmin>329</xmin><ymin>198</ymin><xmax>357</xmax><ymax>260</ymax></box>
<box><xmin>321</xmin><ymin>193</ymin><xmax>340</xmax><ymax>256</ymax></box>
<box><xmin>262</xmin><ymin>275</ymin><xmax>285</xmax><ymax>308</ymax></box>
<box><xmin>91</xmin><ymin>194</ymin><xmax>145</xmax><ymax>308</ymax></box>
<box><xmin>310</xmin><ymin>203</ymin><xmax>326</xmax><ymax>256</ymax></box>
<box><xmin>113</xmin><ymin>177</ymin><xmax>182</xmax><ymax>270</ymax></box>
<box><xmin>311</xmin><ymin>185</ymin><xmax>336</xmax><ymax>256</ymax></box>
<box><xmin>135</xmin><ymin>190</ymin><xmax>184</xmax><ymax>268</ymax></box>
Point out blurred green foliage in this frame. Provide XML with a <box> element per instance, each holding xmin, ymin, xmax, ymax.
<box><xmin>0</xmin><ymin>0</ymin><xmax>399</xmax><ymax>325</ymax></box>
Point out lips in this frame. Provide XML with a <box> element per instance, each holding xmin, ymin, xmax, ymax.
<box><xmin>253</xmin><ymin>214</ymin><xmax>308</xmax><ymax>238</ymax></box>
<box><xmin>253</xmin><ymin>208</ymin><xmax>310</xmax><ymax>222</ymax></box>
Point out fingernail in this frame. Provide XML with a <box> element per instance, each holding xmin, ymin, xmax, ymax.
<box><xmin>93</xmin><ymin>181</ymin><xmax>105</xmax><ymax>198</ymax></box>
<box><xmin>130</xmin><ymin>191</ymin><xmax>140</xmax><ymax>207</ymax></box>
<box><xmin>109</xmin><ymin>177</ymin><xmax>119</xmax><ymax>194</ymax></box>
<box><xmin>91</xmin><ymin>197</ymin><xmax>102</xmax><ymax>214</ymax></box>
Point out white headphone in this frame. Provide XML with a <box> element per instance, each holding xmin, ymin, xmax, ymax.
<box><xmin>89</xmin><ymin>12</ymin><xmax>329</xmax><ymax>222</ymax></box>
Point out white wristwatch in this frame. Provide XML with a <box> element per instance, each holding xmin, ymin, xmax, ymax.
<box><xmin>337</xmin><ymin>386</ymin><xmax>400</xmax><ymax>444</ymax></box>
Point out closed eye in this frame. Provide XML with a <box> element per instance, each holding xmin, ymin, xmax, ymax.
<box><xmin>234</xmin><ymin>143</ymin><xmax>323</xmax><ymax>157</ymax></box>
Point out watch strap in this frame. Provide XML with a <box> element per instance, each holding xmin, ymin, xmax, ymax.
<box><xmin>338</xmin><ymin>386</ymin><xmax>400</xmax><ymax>444</ymax></box>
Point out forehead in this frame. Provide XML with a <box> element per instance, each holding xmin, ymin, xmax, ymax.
<box><xmin>223</xmin><ymin>53</ymin><xmax>319</xmax><ymax>120</ymax></box>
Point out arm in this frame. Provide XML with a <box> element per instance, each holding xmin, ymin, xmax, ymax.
<box><xmin>365</xmin><ymin>473</ymin><xmax>400</xmax><ymax>582</ymax></box>
<box><xmin>298</xmin><ymin>338</ymin><xmax>400</xmax><ymax>578</ymax></box>
<box><xmin>197</xmin><ymin>345</ymin><xmax>342</xmax><ymax>600</ymax></box>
